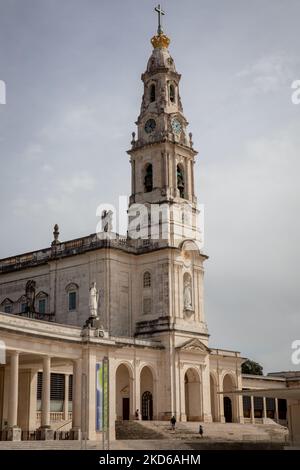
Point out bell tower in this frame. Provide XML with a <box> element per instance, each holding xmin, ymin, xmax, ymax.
<box><xmin>127</xmin><ymin>6</ymin><xmax>201</xmax><ymax>247</ymax></box>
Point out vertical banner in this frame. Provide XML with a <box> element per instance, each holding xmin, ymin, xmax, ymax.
<box><xmin>96</xmin><ymin>358</ymin><xmax>109</xmax><ymax>437</ymax></box>
<box><xmin>103</xmin><ymin>357</ymin><xmax>109</xmax><ymax>431</ymax></box>
<box><xmin>96</xmin><ymin>362</ymin><xmax>103</xmax><ymax>431</ymax></box>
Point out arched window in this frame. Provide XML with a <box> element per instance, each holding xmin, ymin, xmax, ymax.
<box><xmin>65</xmin><ymin>283</ymin><xmax>79</xmax><ymax>312</ymax></box>
<box><xmin>177</xmin><ymin>165</ymin><xmax>185</xmax><ymax>198</ymax></box>
<box><xmin>150</xmin><ymin>84</ymin><xmax>156</xmax><ymax>102</ymax></box>
<box><xmin>36</xmin><ymin>291</ymin><xmax>48</xmax><ymax>315</ymax></box>
<box><xmin>143</xmin><ymin>271</ymin><xmax>151</xmax><ymax>288</ymax></box>
<box><xmin>170</xmin><ymin>84</ymin><xmax>175</xmax><ymax>103</ymax></box>
<box><xmin>144</xmin><ymin>164</ymin><xmax>153</xmax><ymax>193</ymax></box>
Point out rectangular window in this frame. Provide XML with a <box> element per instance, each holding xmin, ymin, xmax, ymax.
<box><xmin>38</xmin><ymin>299</ymin><xmax>46</xmax><ymax>314</ymax></box>
<box><xmin>69</xmin><ymin>375</ymin><xmax>73</xmax><ymax>401</ymax></box>
<box><xmin>69</xmin><ymin>292</ymin><xmax>77</xmax><ymax>311</ymax></box>
<box><xmin>4</xmin><ymin>305</ymin><xmax>12</xmax><ymax>313</ymax></box>
<box><xmin>278</xmin><ymin>399</ymin><xmax>287</xmax><ymax>420</ymax></box>
<box><xmin>21</xmin><ymin>303</ymin><xmax>27</xmax><ymax>313</ymax></box>
<box><xmin>254</xmin><ymin>396</ymin><xmax>263</xmax><ymax>418</ymax></box>
<box><xmin>243</xmin><ymin>395</ymin><xmax>251</xmax><ymax>418</ymax></box>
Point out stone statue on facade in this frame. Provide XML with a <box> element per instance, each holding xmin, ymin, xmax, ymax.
<box><xmin>101</xmin><ymin>210</ymin><xmax>113</xmax><ymax>233</ymax></box>
<box><xmin>89</xmin><ymin>282</ymin><xmax>98</xmax><ymax>318</ymax></box>
<box><xmin>184</xmin><ymin>279</ymin><xmax>193</xmax><ymax>310</ymax></box>
<box><xmin>25</xmin><ymin>280</ymin><xmax>36</xmax><ymax>314</ymax></box>
<box><xmin>82</xmin><ymin>283</ymin><xmax>108</xmax><ymax>339</ymax></box>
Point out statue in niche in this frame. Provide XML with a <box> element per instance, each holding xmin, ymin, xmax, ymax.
<box><xmin>184</xmin><ymin>278</ymin><xmax>193</xmax><ymax>311</ymax></box>
<box><xmin>89</xmin><ymin>282</ymin><xmax>98</xmax><ymax>318</ymax></box>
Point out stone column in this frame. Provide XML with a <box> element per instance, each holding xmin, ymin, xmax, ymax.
<box><xmin>39</xmin><ymin>356</ymin><xmax>53</xmax><ymax>440</ymax></box>
<box><xmin>164</xmin><ymin>152</ymin><xmax>169</xmax><ymax>188</ymax></box>
<box><xmin>179</xmin><ymin>365</ymin><xmax>186</xmax><ymax>421</ymax></box>
<box><xmin>201</xmin><ymin>364</ymin><xmax>212</xmax><ymax>422</ymax></box>
<box><xmin>250</xmin><ymin>395</ymin><xmax>255</xmax><ymax>423</ymax></box>
<box><xmin>63</xmin><ymin>374</ymin><xmax>70</xmax><ymax>421</ymax></box>
<box><xmin>275</xmin><ymin>398</ymin><xmax>279</xmax><ymax>422</ymax></box>
<box><xmin>131</xmin><ymin>159</ymin><xmax>135</xmax><ymax>195</ymax></box>
<box><xmin>218</xmin><ymin>374</ymin><xmax>225</xmax><ymax>423</ymax></box>
<box><xmin>133</xmin><ymin>361</ymin><xmax>140</xmax><ymax>420</ymax></box>
<box><xmin>262</xmin><ymin>396</ymin><xmax>267</xmax><ymax>423</ymax></box>
<box><xmin>236</xmin><ymin>371</ymin><xmax>244</xmax><ymax>424</ymax></box>
<box><xmin>187</xmin><ymin>159</ymin><xmax>192</xmax><ymax>200</ymax></box>
<box><xmin>108</xmin><ymin>359</ymin><xmax>116</xmax><ymax>441</ymax></box>
<box><xmin>7</xmin><ymin>351</ymin><xmax>21</xmax><ymax>441</ymax></box>
<box><xmin>70</xmin><ymin>358</ymin><xmax>82</xmax><ymax>440</ymax></box>
<box><xmin>191</xmin><ymin>160</ymin><xmax>195</xmax><ymax>198</ymax></box>
<box><xmin>129</xmin><ymin>375</ymin><xmax>135</xmax><ymax>420</ymax></box>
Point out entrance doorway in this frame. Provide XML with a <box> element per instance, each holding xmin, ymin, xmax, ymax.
<box><xmin>222</xmin><ymin>373</ymin><xmax>237</xmax><ymax>422</ymax></box>
<box><xmin>122</xmin><ymin>397</ymin><xmax>130</xmax><ymax>420</ymax></box>
<box><xmin>115</xmin><ymin>364</ymin><xmax>132</xmax><ymax>421</ymax></box>
<box><xmin>142</xmin><ymin>391</ymin><xmax>153</xmax><ymax>420</ymax></box>
<box><xmin>140</xmin><ymin>366</ymin><xmax>154</xmax><ymax>420</ymax></box>
<box><xmin>224</xmin><ymin>396</ymin><xmax>232</xmax><ymax>423</ymax></box>
<box><xmin>184</xmin><ymin>368</ymin><xmax>201</xmax><ymax>421</ymax></box>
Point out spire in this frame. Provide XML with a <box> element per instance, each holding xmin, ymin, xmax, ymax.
<box><xmin>151</xmin><ymin>4</ymin><xmax>170</xmax><ymax>49</ymax></box>
<box><xmin>155</xmin><ymin>4</ymin><xmax>165</xmax><ymax>35</ymax></box>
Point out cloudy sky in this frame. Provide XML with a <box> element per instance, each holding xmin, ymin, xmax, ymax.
<box><xmin>0</xmin><ymin>0</ymin><xmax>299</xmax><ymax>373</ymax></box>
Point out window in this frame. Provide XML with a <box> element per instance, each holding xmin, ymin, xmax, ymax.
<box><xmin>36</xmin><ymin>292</ymin><xmax>48</xmax><ymax>314</ymax></box>
<box><xmin>278</xmin><ymin>399</ymin><xmax>287</xmax><ymax>420</ymax></box>
<box><xmin>243</xmin><ymin>396</ymin><xmax>251</xmax><ymax>418</ymax></box>
<box><xmin>170</xmin><ymin>84</ymin><xmax>175</xmax><ymax>103</ymax></box>
<box><xmin>144</xmin><ymin>164</ymin><xmax>153</xmax><ymax>193</ymax></box>
<box><xmin>143</xmin><ymin>271</ymin><xmax>151</xmax><ymax>288</ymax></box>
<box><xmin>69</xmin><ymin>375</ymin><xmax>73</xmax><ymax>401</ymax></box>
<box><xmin>1</xmin><ymin>299</ymin><xmax>13</xmax><ymax>314</ymax></box>
<box><xmin>69</xmin><ymin>292</ymin><xmax>77</xmax><ymax>311</ymax></box>
<box><xmin>66</xmin><ymin>283</ymin><xmax>79</xmax><ymax>312</ymax></box>
<box><xmin>38</xmin><ymin>299</ymin><xmax>46</xmax><ymax>314</ymax></box>
<box><xmin>266</xmin><ymin>397</ymin><xmax>275</xmax><ymax>419</ymax></box>
<box><xmin>37</xmin><ymin>372</ymin><xmax>66</xmax><ymax>413</ymax></box>
<box><xmin>21</xmin><ymin>302</ymin><xmax>27</xmax><ymax>313</ymax></box>
<box><xmin>50</xmin><ymin>373</ymin><xmax>65</xmax><ymax>401</ymax></box>
<box><xmin>177</xmin><ymin>165</ymin><xmax>185</xmax><ymax>198</ymax></box>
<box><xmin>254</xmin><ymin>396</ymin><xmax>263</xmax><ymax>418</ymax></box>
<box><xmin>4</xmin><ymin>304</ymin><xmax>12</xmax><ymax>314</ymax></box>
<box><xmin>150</xmin><ymin>84</ymin><xmax>156</xmax><ymax>102</ymax></box>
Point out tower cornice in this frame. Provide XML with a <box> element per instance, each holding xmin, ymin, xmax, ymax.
<box><xmin>127</xmin><ymin>139</ymin><xmax>198</xmax><ymax>157</ymax></box>
<box><xmin>141</xmin><ymin>70</ymin><xmax>181</xmax><ymax>82</ymax></box>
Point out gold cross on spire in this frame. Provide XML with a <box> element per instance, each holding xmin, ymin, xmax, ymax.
<box><xmin>155</xmin><ymin>4</ymin><xmax>165</xmax><ymax>35</ymax></box>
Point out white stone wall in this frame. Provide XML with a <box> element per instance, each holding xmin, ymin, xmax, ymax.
<box><xmin>0</xmin><ymin>242</ymin><xmax>209</xmax><ymax>339</ymax></box>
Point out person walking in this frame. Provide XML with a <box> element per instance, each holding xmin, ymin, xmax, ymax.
<box><xmin>199</xmin><ymin>424</ymin><xmax>204</xmax><ymax>438</ymax></box>
<box><xmin>170</xmin><ymin>415</ymin><xmax>176</xmax><ymax>431</ymax></box>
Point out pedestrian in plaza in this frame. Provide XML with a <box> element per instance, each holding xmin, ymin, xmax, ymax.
<box><xmin>170</xmin><ymin>415</ymin><xmax>176</xmax><ymax>431</ymax></box>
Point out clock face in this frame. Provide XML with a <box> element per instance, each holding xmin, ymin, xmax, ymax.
<box><xmin>171</xmin><ymin>118</ymin><xmax>182</xmax><ymax>134</ymax></box>
<box><xmin>144</xmin><ymin>119</ymin><xmax>156</xmax><ymax>134</ymax></box>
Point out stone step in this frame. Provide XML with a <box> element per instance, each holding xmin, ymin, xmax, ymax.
<box><xmin>116</xmin><ymin>420</ymin><xmax>288</xmax><ymax>443</ymax></box>
<box><xmin>115</xmin><ymin>420</ymin><xmax>166</xmax><ymax>440</ymax></box>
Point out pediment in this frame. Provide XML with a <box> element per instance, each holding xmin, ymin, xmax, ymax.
<box><xmin>176</xmin><ymin>338</ymin><xmax>210</xmax><ymax>354</ymax></box>
<box><xmin>0</xmin><ymin>297</ymin><xmax>13</xmax><ymax>305</ymax></box>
